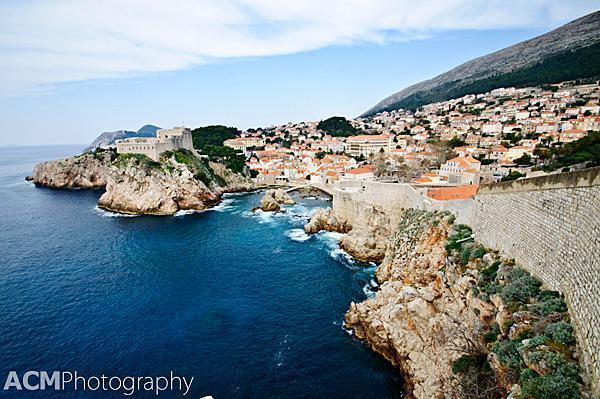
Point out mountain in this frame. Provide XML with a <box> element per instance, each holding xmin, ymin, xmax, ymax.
<box><xmin>362</xmin><ymin>11</ymin><xmax>600</xmax><ymax>117</ymax></box>
<box><xmin>85</xmin><ymin>125</ymin><xmax>161</xmax><ymax>151</ymax></box>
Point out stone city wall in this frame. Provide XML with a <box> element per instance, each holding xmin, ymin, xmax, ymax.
<box><xmin>474</xmin><ymin>167</ymin><xmax>600</xmax><ymax>394</ymax></box>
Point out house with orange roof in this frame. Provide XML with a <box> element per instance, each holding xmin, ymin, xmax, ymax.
<box><xmin>439</xmin><ymin>156</ymin><xmax>481</xmax><ymax>185</ymax></box>
<box><xmin>341</xmin><ymin>165</ymin><xmax>376</xmax><ymax>181</ymax></box>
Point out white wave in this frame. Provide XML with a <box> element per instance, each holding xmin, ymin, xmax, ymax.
<box><xmin>93</xmin><ymin>206</ymin><xmax>139</xmax><ymax>218</ymax></box>
<box><xmin>362</xmin><ymin>283</ymin><xmax>377</xmax><ymax>298</ymax></box>
<box><xmin>285</xmin><ymin>228</ymin><xmax>310</xmax><ymax>242</ymax></box>
<box><xmin>173</xmin><ymin>209</ymin><xmax>203</xmax><ymax>217</ymax></box>
<box><xmin>209</xmin><ymin>198</ymin><xmax>235</xmax><ymax>212</ymax></box>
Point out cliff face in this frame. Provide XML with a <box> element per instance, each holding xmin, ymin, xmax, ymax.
<box><xmin>304</xmin><ymin>204</ymin><xmax>393</xmax><ymax>263</ymax></box>
<box><xmin>97</xmin><ymin>158</ymin><xmax>219</xmax><ymax>215</ymax></box>
<box><xmin>30</xmin><ymin>149</ymin><xmax>253</xmax><ymax>215</ymax></box>
<box><xmin>30</xmin><ymin>150</ymin><xmax>116</xmax><ymax>189</ymax></box>
<box><xmin>339</xmin><ymin>205</ymin><xmax>393</xmax><ymax>264</ymax></box>
<box><xmin>344</xmin><ymin>211</ymin><xmax>586</xmax><ymax>399</ymax></box>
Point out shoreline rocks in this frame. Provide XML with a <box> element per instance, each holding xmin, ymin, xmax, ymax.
<box><xmin>304</xmin><ymin>208</ymin><xmax>351</xmax><ymax>234</ymax></box>
<box><xmin>29</xmin><ymin>149</ymin><xmax>254</xmax><ymax>215</ymax></box>
<box><xmin>259</xmin><ymin>189</ymin><xmax>295</xmax><ymax>212</ymax></box>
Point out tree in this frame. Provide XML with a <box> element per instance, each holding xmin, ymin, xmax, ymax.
<box><xmin>448</xmin><ymin>137</ymin><xmax>466</xmax><ymax>148</ymax></box>
<box><xmin>514</xmin><ymin>153</ymin><xmax>532</xmax><ymax>166</ymax></box>
<box><xmin>501</xmin><ymin>171</ymin><xmax>525</xmax><ymax>182</ymax></box>
<box><xmin>191</xmin><ymin>125</ymin><xmax>240</xmax><ymax>149</ymax></box>
<box><xmin>317</xmin><ymin>116</ymin><xmax>361</xmax><ymax>137</ymax></box>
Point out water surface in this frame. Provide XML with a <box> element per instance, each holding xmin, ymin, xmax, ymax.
<box><xmin>0</xmin><ymin>145</ymin><xmax>403</xmax><ymax>398</ymax></box>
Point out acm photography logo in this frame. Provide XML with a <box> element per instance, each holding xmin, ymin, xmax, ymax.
<box><xmin>3</xmin><ymin>370</ymin><xmax>196</xmax><ymax>397</ymax></box>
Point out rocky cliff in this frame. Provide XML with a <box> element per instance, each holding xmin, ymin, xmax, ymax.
<box><xmin>304</xmin><ymin>204</ymin><xmax>393</xmax><ymax>263</ymax></box>
<box><xmin>344</xmin><ymin>211</ymin><xmax>587</xmax><ymax>399</ymax></box>
<box><xmin>29</xmin><ymin>149</ymin><xmax>116</xmax><ymax>189</ymax></box>
<box><xmin>363</xmin><ymin>11</ymin><xmax>600</xmax><ymax>115</ymax></box>
<box><xmin>29</xmin><ymin>148</ymin><xmax>253</xmax><ymax>215</ymax></box>
<box><xmin>304</xmin><ymin>208</ymin><xmax>351</xmax><ymax>234</ymax></box>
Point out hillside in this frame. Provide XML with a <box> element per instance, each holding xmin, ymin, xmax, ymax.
<box><xmin>362</xmin><ymin>11</ymin><xmax>600</xmax><ymax>116</ymax></box>
<box><xmin>84</xmin><ymin>124</ymin><xmax>160</xmax><ymax>151</ymax></box>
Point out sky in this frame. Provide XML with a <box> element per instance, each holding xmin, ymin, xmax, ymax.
<box><xmin>0</xmin><ymin>0</ymin><xmax>598</xmax><ymax>146</ymax></box>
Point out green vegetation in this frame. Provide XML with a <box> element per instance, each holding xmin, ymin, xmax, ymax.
<box><xmin>515</xmin><ymin>153</ymin><xmax>533</xmax><ymax>166</ymax></box>
<box><xmin>544</xmin><ymin>131</ymin><xmax>600</xmax><ymax>171</ymax></box>
<box><xmin>377</xmin><ymin>42</ymin><xmax>600</xmax><ymax>112</ymax></box>
<box><xmin>501</xmin><ymin>171</ymin><xmax>526</xmax><ymax>182</ymax></box>
<box><xmin>188</xmin><ymin>125</ymin><xmax>247</xmax><ymax>175</ymax></box>
<box><xmin>317</xmin><ymin>116</ymin><xmax>362</xmax><ymax>137</ymax></box>
<box><xmin>202</xmin><ymin>145</ymin><xmax>246</xmax><ymax>175</ymax></box>
<box><xmin>161</xmin><ymin>149</ymin><xmax>225</xmax><ymax>186</ymax></box>
<box><xmin>113</xmin><ymin>153</ymin><xmax>161</xmax><ymax>170</ymax></box>
<box><xmin>447</xmin><ymin>137</ymin><xmax>466</xmax><ymax>148</ymax></box>
<box><xmin>191</xmin><ymin>125</ymin><xmax>239</xmax><ymax>149</ymax></box>
<box><xmin>443</xmin><ymin>226</ymin><xmax>584</xmax><ymax>399</ymax></box>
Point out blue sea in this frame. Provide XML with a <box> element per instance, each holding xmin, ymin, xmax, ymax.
<box><xmin>0</xmin><ymin>145</ymin><xmax>403</xmax><ymax>398</ymax></box>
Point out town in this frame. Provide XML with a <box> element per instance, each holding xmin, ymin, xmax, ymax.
<box><xmin>222</xmin><ymin>81</ymin><xmax>599</xmax><ymax>193</ymax></box>
<box><xmin>112</xmin><ymin>80</ymin><xmax>599</xmax><ymax>202</ymax></box>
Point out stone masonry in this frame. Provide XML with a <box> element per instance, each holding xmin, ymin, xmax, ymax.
<box><xmin>475</xmin><ymin>167</ymin><xmax>600</xmax><ymax>395</ymax></box>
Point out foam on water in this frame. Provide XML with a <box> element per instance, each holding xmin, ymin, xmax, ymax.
<box><xmin>285</xmin><ymin>228</ymin><xmax>311</xmax><ymax>242</ymax></box>
<box><xmin>209</xmin><ymin>198</ymin><xmax>235</xmax><ymax>212</ymax></box>
<box><xmin>243</xmin><ymin>209</ymin><xmax>277</xmax><ymax>224</ymax></box>
<box><xmin>93</xmin><ymin>206</ymin><xmax>139</xmax><ymax>218</ymax></box>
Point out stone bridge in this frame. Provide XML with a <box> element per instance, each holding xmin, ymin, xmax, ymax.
<box><xmin>284</xmin><ymin>183</ymin><xmax>334</xmax><ymax>196</ymax></box>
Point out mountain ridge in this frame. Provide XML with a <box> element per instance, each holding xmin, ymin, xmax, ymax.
<box><xmin>362</xmin><ymin>10</ymin><xmax>600</xmax><ymax>116</ymax></box>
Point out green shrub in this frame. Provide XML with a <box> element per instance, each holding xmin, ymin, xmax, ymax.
<box><xmin>493</xmin><ymin>340</ymin><xmax>524</xmax><ymax>371</ymax></box>
<box><xmin>500</xmin><ymin>268</ymin><xmax>542</xmax><ymax>305</ymax></box>
<box><xmin>532</xmin><ymin>298</ymin><xmax>568</xmax><ymax>316</ymax></box>
<box><xmin>470</xmin><ymin>246</ymin><xmax>487</xmax><ymax>259</ymax></box>
<box><xmin>524</xmin><ymin>335</ymin><xmax>549</xmax><ymax>349</ymax></box>
<box><xmin>538</xmin><ymin>290</ymin><xmax>561</xmax><ymax>302</ymax></box>
<box><xmin>520</xmin><ymin>372</ymin><xmax>580</xmax><ymax>399</ymax></box>
<box><xmin>544</xmin><ymin>322</ymin><xmax>575</xmax><ymax>345</ymax></box>
<box><xmin>484</xmin><ymin>323</ymin><xmax>500</xmax><ymax>344</ymax></box>
<box><xmin>452</xmin><ymin>355</ymin><xmax>478</xmax><ymax>374</ymax></box>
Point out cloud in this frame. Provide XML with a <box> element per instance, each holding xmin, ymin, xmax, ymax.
<box><xmin>0</xmin><ymin>0</ymin><xmax>597</xmax><ymax>93</ymax></box>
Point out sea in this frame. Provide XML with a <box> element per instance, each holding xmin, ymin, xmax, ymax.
<box><xmin>0</xmin><ymin>145</ymin><xmax>404</xmax><ymax>398</ymax></box>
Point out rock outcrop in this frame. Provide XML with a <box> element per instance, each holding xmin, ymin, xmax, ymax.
<box><xmin>97</xmin><ymin>157</ymin><xmax>219</xmax><ymax>215</ymax></box>
<box><xmin>304</xmin><ymin>208</ymin><xmax>352</xmax><ymax>234</ymax></box>
<box><xmin>344</xmin><ymin>211</ymin><xmax>587</xmax><ymax>399</ymax></box>
<box><xmin>30</xmin><ymin>149</ymin><xmax>253</xmax><ymax>215</ymax></box>
<box><xmin>259</xmin><ymin>189</ymin><xmax>295</xmax><ymax>212</ymax></box>
<box><xmin>29</xmin><ymin>149</ymin><xmax>116</xmax><ymax>189</ymax></box>
<box><xmin>339</xmin><ymin>205</ymin><xmax>394</xmax><ymax>264</ymax></box>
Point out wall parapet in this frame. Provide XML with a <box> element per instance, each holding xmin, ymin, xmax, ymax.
<box><xmin>477</xmin><ymin>166</ymin><xmax>600</xmax><ymax>194</ymax></box>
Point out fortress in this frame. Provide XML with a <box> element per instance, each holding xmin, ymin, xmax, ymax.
<box><xmin>116</xmin><ymin>127</ymin><xmax>193</xmax><ymax>161</ymax></box>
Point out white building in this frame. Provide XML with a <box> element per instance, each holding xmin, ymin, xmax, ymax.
<box><xmin>116</xmin><ymin>127</ymin><xmax>193</xmax><ymax>161</ymax></box>
<box><xmin>345</xmin><ymin>134</ymin><xmax>393</xmax><ymax>157</ymax></box>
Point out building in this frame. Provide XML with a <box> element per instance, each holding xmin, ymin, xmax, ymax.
<box><xmin>559</xmin><ymin>129</ymin><xmax>587</xmax><ymax>143</ymax></box>
<box><xmin>345</xmin><ymin>134</ymin><xmax>393</xmax><ymax>157</ymax></box>
<box><xmin>439</xmin><ymin>156</ymin><xmax>481</xmax><ymax>185</ymax></box>
<box><xmin>223</xmin><ymin>136</ymin><xmax>265</xmax><ymax>151</ymax></box>
<box><xmin>342</xmin><ymin>165</ymin><xmax>376</xmax><ymax>181</ymax></box>
<box><xmin>116</xmin><ymin>127</ymin><xmax>193</xmax><ymax>161</ymax></box>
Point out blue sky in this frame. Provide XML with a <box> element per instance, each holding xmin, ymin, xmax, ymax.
<box><xmin>0</xmin><ymin>0</ymin><xmax>598</xmax><ymax>146</ymax></box>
